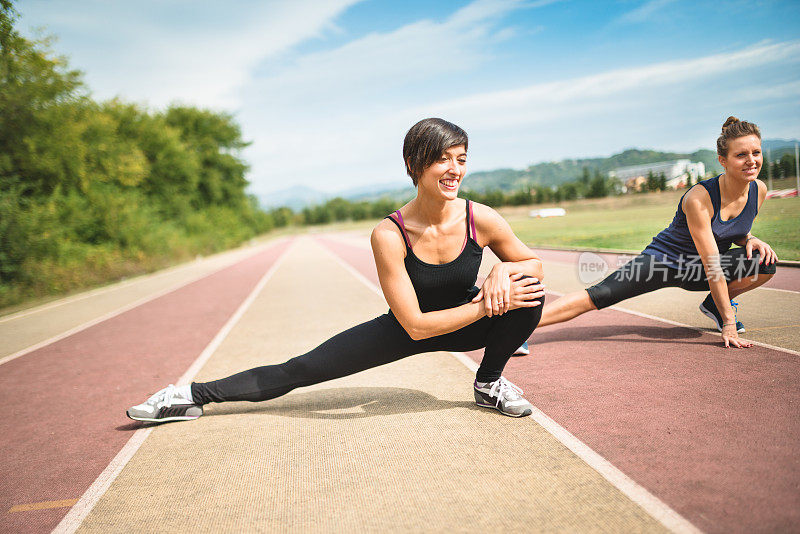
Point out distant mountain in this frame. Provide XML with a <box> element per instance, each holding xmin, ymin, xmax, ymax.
<box><xmin>256</xmin><ymin>140</ymin><xmax>792</xmax><ymax>208</ymax></box>
<box><xmin>258</xmin><ymin>185</ymin><xmax>330</xmax><ymax>211</ymax></box>
<box><xmin>337</xmin><ymin>181</ymin><xmax>415</xmax><ymax>202</ymax></box>
<box><xmin>258</xmin><ymin>181</ymin><xmax>414</xmax><ymax>210</ymax></box>
<box><xmin>762</xmin><ymin>139</ymin><xmax>799</xmax><ymax>160</ymax></box>
<box><xmin>463</xmin><ymin>148</ymin><xmax>723</xmax><ymax>193</ymax></box>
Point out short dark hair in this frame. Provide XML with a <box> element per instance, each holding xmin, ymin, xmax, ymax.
<box><xmin>717</xmin><ymin>116</ymin><xmax>761</xmax><ymax>157</ymax></box>
<box><xmin>403</xmin><ymin>118</ymin><xmax>468</xmax><ymax>186</ymax></box>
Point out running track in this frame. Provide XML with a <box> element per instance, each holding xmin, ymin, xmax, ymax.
<box><xmin>0</xmin><ymin>240</ymin><xmax>290</xmax><ymax>533</ymax></box>
<box><xmin>315</xmin><ymin>235</ymin><xmax>800</xmax><ymax>534</ymax></box>
<box><xmin>2</xmin><ymin>235</ymin><xmax>798</xmax><ymax>533</ymax></box>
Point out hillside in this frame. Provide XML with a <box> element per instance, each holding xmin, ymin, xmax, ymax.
<box><xmin>463</xmin><ymin>149</ymin><xmax>722</xmax><ymax>192</ymax></box>
<box><xmin>258</xmin><ymin>140</ymin><xmax>797</xmax><ymax>207</ymax></box>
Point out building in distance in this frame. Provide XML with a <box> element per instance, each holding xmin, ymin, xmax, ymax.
<box><xmin>610</xmin><ymin>160</ymin><xmax>705</xmax><ymax>192</ymax></box>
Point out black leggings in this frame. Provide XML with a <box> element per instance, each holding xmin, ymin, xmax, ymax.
<box><xmin>191</xmin><ymin>295</ymin><xmax>544</xmax><ymax>405</ymax></box>
<box><xmin>587</xmin><ymin>248</ymin><xmax>776</xmax><ymax>310</ymax></box>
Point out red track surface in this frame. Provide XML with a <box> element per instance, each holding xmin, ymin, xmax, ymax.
<box><xmin>317</xmin><ymin>236</ymin><xmax>800</xmax><ymax>534</ymax></box>
<box><xmin>0</xmin><ymin>241</ymin><xmax>289</xmax><ymax>534</ymax></box>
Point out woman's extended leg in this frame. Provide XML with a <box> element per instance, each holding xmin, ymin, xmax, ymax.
<box><xmin>191</xmin><ymin>313</ymin><xmax>419</xmax><ymax>405</ymax></box>
<box><xmin>538</xmin><ymin>290</ymin><xmax>595</xmax><ymax>327</ymax></box>
<box><xmin>128</xmin><ymin>296</ymin><xmax>545</xmax><ymax>421</ymax></box>
<box><xmin>538</xmin><ymin>254</ymin><xmax>677</xmax><ymax>329</ymax></box>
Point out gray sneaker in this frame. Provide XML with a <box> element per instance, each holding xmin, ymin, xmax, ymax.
<box><xmin>474</xmin><ymin>377</ymin><xmax>533</xmax><ymax>417</ymax></box>
<box><xmin>127</xmin><ymin>384</ymin><xmax>203</xmax><ymax>423</ymax></box>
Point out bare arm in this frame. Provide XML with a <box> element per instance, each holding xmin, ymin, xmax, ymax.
<box><xmin>472</xmin><ymin>203</ymin><xmax>545</xmax><ymax>316</ymax></box>
<box><xmin>683</xmin><ymin>187</ymin><xmax>750</xmax><ymax>348</ymax></box>
<box><xmin>732</xmin><ymin>180</ymin><xmax>778</xmax><ymax>264</ymax></box>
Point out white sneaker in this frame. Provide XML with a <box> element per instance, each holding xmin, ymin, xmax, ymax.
<box><xmin>474</xmin><ymin>377</ymin><xmax>533</xmax><ymax>417</ymax></box>
<box><xmin>513</xmin><ymin>341</ymin><xmax>530</xmax><ymax>356</ymax></box>
<box><xmin>126</xmin><ymin>384</ymin><xmax>203</xmax><ymax>423</ymax></box>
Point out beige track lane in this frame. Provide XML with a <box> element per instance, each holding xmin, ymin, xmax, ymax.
<box><xmin>77</xmin><ymin>237</ymin><xmax>666</xmax><ymax>533</ymax></box>
<box><xmin>541</xmin><ymin>259</ymin><xmax>800</xmax><ymax>353</ymax></box>
<box><xmin>0</xmin><ymin>240</ymin><xmax>278</xmax><ymax>360</ymax></box>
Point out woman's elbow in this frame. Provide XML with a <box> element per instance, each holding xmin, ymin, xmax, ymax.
<box><xmin>395</xmin><ymin>316</ymin><xmax>427</xmax><ymax>341</ymax></box>
<box><xmin>406</xmin><ymin>325</ymin><xmax>429</xmax><ymax>341</ymax></box>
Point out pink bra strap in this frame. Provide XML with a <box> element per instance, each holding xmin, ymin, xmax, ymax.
<box><xmin>393</xmin><ymin>210</ymin><xmax>412</xmax><ymax>250</ymax></box>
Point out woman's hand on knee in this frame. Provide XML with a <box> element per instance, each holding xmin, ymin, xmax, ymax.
<box><xmin>507</xmin><ymin>273</ymin><xmax>545</xmax><ymax>311</ymax></box>
<box><xmin>746</xmin><ymin>237</ymin><xmax>777</xmax><ymax>265</ymax></box>
<box><xmin>474</xmin><ymin>262</ymin><xmax>513</xmax><ymax>316</ymax></box>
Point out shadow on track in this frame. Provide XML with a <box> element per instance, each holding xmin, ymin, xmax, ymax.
<box><xmin>207</xmin><ymin>387</ymin><xmax>477</xmax><ymax>420</ymax></box>
<box><xmin>532</xmin><ymin>324</ymin><xmax>722</xmax><ymax>346</ymax></box>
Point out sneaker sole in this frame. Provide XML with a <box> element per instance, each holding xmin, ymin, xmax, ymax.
<box><xmin>699</xmin><ymin>302</ymin><xmax>723</xmax><ymax>331</ymax></box>
<box><xmin>699</xmin><ymin>303</ymin><xmax>746</xmax><ymax>333</ymax></box>
<box><xmin>126</xmin><ymin>411</ymin><xmax>201</xmax><ymax>423</ymax></box>
<box><xmin>474</xmin><ymin>401</ymin><xmax>532</xmax><ymax>418</ymax></box>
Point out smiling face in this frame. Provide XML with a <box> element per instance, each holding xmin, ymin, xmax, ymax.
<box><xmin>417</xmin><ymin>144</ymin><xmax>467</xmax><ymax>200</ymax></box>
<box><xmin>719</xmin><ymin>134</ymin><xmax>762</xmax><ymax>182</ymax></box>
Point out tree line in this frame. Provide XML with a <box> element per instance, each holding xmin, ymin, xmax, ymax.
<box><xmin>0</xmin><ymin>2</ymin><xmax>289</xmax><ymax>307</ymax></box>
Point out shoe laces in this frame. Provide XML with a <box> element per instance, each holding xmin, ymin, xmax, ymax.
<box><xmin>730</xmin><ymin>300</ymin><xmax>738</xmax><ymax>318</ymax></box>
<box><xmin>489</xmin><ymin>377</ymin><xmax>523</xmax><ymax>407</ymax></box>
<box><xmin>148</xmin><ymin>384</ymin><xmax>177</xmax><ymax>409</ymax></box>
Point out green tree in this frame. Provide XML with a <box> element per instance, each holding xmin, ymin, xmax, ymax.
<box><xmin>587</xmin><ymin>169</ymin><xmax>608</xmax><ymax>198</ymax></box>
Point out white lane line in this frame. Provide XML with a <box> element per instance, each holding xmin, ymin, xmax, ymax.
<box><xmin>51</xmin><ymin>239</ymin><xmax>295</xmax><ymax>534</ymax></box>
<box><xmin>0</xmin><ymin>241</ymin><xmax>275</xmax><ymax>324</ymax></box>
<box><xmin>758</xmin><ymin>286</ymin><xmax>799</xmax><ymax>294</ymax></box>
<box><xmin>319</xmin><ymin>242</ymin><xmax>702</xmax><ymax>534</ymax></box>
<box><xmin>0</xmin><ymin>240</ymin><xmax>284</xmax><ymax>367</ymax></box>
<box><xmin>447</xmin><ymin>351</ymin><xmax>701</xmax><ymax>534</ymax></box>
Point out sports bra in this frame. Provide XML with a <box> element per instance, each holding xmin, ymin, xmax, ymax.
<box><xmin>385</xmin><ymin>200</ymin><xmax>484</xmax><ymax>313</ymax></box>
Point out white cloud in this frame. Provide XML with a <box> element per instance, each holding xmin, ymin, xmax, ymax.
<box><xmin>241</xmin><ymin>0</ymin><xmax>534</xmax><ymax>193</ymax></box>
<box><xmin>616</xmin><ymin>0</ymin><xmax>678</xmax><ymax>25</ymax></box>
<box><xmin>19</xmin><ymin>0</ymin><xmax>364</xmax><ymax>109</ymax></box>
<box><xmin>245</xmin><ymin>33</ymin><xmax>800</xmax><ymax>195</ymax></box>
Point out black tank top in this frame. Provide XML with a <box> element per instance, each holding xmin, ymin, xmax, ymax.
<box><xmin>643</xmin><ymin>175</ymin><xmax>758</xmax><ymax>269</ymax></box>
<box><xmin>385</xmin><ymin>200</ymin><xmax>484</xmax><ymax>313</ymax></box>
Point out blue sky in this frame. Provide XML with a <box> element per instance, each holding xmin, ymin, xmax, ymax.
<box><xmin>17</xmin><ymin>0</ymin><xmax>800</xmax><ymax>195</ymax></box>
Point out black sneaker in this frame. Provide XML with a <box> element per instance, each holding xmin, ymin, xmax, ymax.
<box><xmin>127</xmin><ymin>385</ymin><xmax>203</xmax><ymax>422</ymax></box>
<box><xmin>474</xmin><ymin>377</ymin><xmax>533</xmax><ymax>417</ymax></box>
<box><xmin>699</xmin><ymin>294</ymin><xmax>745</xmax><ymax>333</ymax></box>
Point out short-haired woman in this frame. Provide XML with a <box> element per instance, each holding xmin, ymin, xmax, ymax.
<box><xmin>127</xmin><ymin>118</ymin><xmax>546</xmax><ymax>423</ymax></box>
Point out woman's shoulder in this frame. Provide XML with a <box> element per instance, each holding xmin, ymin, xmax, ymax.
<box><xmin>469</xmin><ymin>200</ymin><xmax>513</xmax><ymax>242</ymax></box>
<box><xmin>469</xmin><ymin>200</ymin><xmax>502</xmax><ymax>224</ymax></box>
<box><xmin>371</xmin><ymin>217</ymin><xmax>406</xmax><ymax>251</ymax></box>
<box><xmin>681</xmin><ymin>183</ymin><xmax>714</xmax><ymax>217</ymax></box>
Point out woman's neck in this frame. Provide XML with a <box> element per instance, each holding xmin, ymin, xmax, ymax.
<box><xmin>408</xmin><ymin>193</ymin><xmax>460</xmax><ymax>226</ymax></box>
<box><xmin>720</xmin><ymin>173</ymin><xmax>749</xmax><ymax>200</ymax></box>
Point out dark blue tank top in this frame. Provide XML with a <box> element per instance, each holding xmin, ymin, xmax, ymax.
<box><xmin>385</xmin><ymin>200</ymin><xmax>484</xmax><ymax>313</ymax></box>
<box><xmin>642</xmin><ymin>175</ymin><xmax>758</xmax><ymax>269</ymax></box>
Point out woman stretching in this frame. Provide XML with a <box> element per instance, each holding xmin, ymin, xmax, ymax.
<box><xmin>535</xmin><ymin>116</ymin><xmax>777</xmax><ymax>348</ymax></box>
<box><xmin>128</xmin><ymin>118</ymin><xmax>546</xmax><ymax>423</ymax></box>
